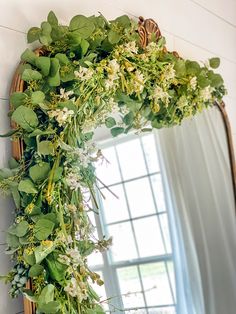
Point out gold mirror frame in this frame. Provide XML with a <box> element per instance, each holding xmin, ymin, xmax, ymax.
<box><xmin>9</xmin><ymin>17</ymin><xmax>236</xmax><ymax>314</ymax></box>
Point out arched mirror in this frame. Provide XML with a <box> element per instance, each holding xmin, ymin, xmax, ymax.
<box><xmin>1</xmin><ymin>11</ymin><xmax>235</xmax><ymax>314</ymax></box>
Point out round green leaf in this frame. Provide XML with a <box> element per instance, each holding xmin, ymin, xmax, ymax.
<box><xmin>27</xmin><ymin>27</ymin><xmax>40</xmax><ymax>43</ymax></box>
<box><xmin>31</xmin><ymin>91</ymin><xmax>45</xmax><ymax>105</ymax></box>
<box><xmin>29</xmin><ymin>162</ymin><xmax>51</xmax><ymax>182</ymax></box>
<box><xmin>15</xmin><ymin>221</ymin><xmax>29</xmax><ymax>237</ymax></box>
<box><xmin>11</xmin><ymin>105</ymin><xmax>39</xmax><ymax>131</ymax></box>
<box><xmin>18</xmin><ymin>179</ymin><xmax>38</xmax><ymax>194</ymax></box>
<box><xmin>34</xmin><ymin>218</ymin><xmax>55</xmax><ymax>240</ymax></box>
<box><xmin>29</xmin><ymin>264</ymin><xmax>44</xmax><ymax>278</ymax></box>
<box><xmin>38</xmin><ymin>141</ymin><xmax>54</xmax><ymax>156</ymax></box>
<box><xmin>69</xmin><ymin>15</ymin><xmax>95</xmax><ymax>38</ymax></box>
<box><xmin>22</xmin><ymin>69</ymin><xmax>42</xmax><ymax>82</ymax></box>
<box><xmin>209</xmin><ymin>57</ymin><xmax>220</xmax><ymax>69</ymax></box>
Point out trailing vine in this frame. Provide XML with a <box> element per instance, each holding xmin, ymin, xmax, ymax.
<box><xmin>0</xmin><ymin>11</ymin><xmax>225</xmax><ymax>314</ymax></box>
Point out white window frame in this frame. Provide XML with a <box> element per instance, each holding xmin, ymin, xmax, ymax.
<box><xmin>91</xmin><ymin>132</ymin><xmax>177</xmax><ymax>313</ymax></box>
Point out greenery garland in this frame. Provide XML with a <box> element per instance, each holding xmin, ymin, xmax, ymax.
<box><xmin>0</xmin><ymin>11</ymin><xmax>225</xmax><ymax>314</ymax></box>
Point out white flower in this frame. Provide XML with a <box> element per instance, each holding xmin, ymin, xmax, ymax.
<box><xmin>66</xmin><ymin>248</ymin><xmax>82</xmax><ymax>266</ymax></box>
<box><xmin>162</xmin><ymin>64</ymin><xmax>175</xmax><ymax>81</ymax></box>
<box><xmin>48</xmin><ymin>107</ymin><xmax>74</xmax><ymax>126</ymax></box>
<box><xmin>108</xmin><ymin>59</ymin><xmax>120</xmax><ymax>75</ymax></box>
<box><xmin>66</xmin><ymin>171</ymin><xmax>82</xmax><ymax>190</ymax></box>
<box><xmin>64</xmin><ymin>277</ymin><xmax>78</xmax><ymax>297</ymax></box>
<box><xmin>104</xmin><ymin>78</ymin><xmax>115</xmax><ymax>90</ymax></box>
<box><xmin>153</xmin><ymin>86</ymin><xmax>170</xmax><ymax>105</ymax></box>
<box><xmin>64</xmin><ymin>278</ymin><xmax>88</xmax><ymax>301</ymax></box>
<box><xmin>74</xmin><ymin>67</ymin><xmax>94</xmax><ymax>81</ymax></box>
<box><xmin>200</xmin><ymin>85</ymin><xmax>214</xmax><ymax>101</ymax></box>
<box><xmin>58</xmin><ymin>254</ymin><xmax>71</xmax><ymax>266</ymax></box>
<box><xmin>189</xmin><ymin>76</ymin><xmax>197</xmax><ymax>90</ymax></box>
<box><xmin>59</xmin><ymin>88</ymin><xmax>74</xmax><ymax>100</ymax></box>
<box><xmin>124</xmin><ymin>41</ymin><xmax>138</xmax><ymax>54</ymax></box>
<box><xmin>133</xmin><ymin>70</ymin><xmax>145</xmax><ymax>94</ymax></box>
<box><xmin>146</xmin><ymin>42</ymin><xmax>159</xmax><ymax>53</ymax></box>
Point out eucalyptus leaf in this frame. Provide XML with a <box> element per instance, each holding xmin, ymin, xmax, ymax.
<box><xmin>46</xmin><ymin>252</ymin><xmax>67</xmax><ymax>282</ymax></box>
<box><xmin>21</xmin><ymin>48</ymin><xmax>37</xmax><ymax>65</ymax></box>
<box><xmin>108</xmin><ymin>30</ymin><xmax>121</xmax><ymax>44</ymax></box>
<box><xmin>18</xmin><ymin>179</ymin><xmax>38</xmax><ymax>194</ymax></box>
<box><xmin>15</xmin><ymin>221</ymin><xmax>29</xmax><ymax>237</ymax></box>
<box><xmin>31</xmin><ymin>91</ymin><xmax>45</xmax><ymax>105</ymax></box>
<box><xmin>11</xmin><ymin>105</ymin><xmax>39</xmax><ymax>131</ymax></box>
<box><xmin>35</xmin><ymin>56</ymin><xmax>51</xmax><ymax>76</ymax></box>
<box><xmin>34</xmin><ymin>219</ymin><xmax>55</xmax><ymax>240</ymax></box>
<box><xmin>22</xmin><ymin>69</ymin><xmax>42</xmax><ymax>82</ymax></box>
<box><xmin>23</xmin><ymin>251</ymin><xmax>36</xmax><ymax>265</ymax></box>
<box><xmin>29</xmin><ymin>162</ymin><xmax>51</xmax><ymax>182</ymax></box>
<box><xmin>38</xmin><ymin>301</ymin><xmax>61</xmax><ymax>313</ymax></box>
<box><xmin>37</xmin><ymin>140</ymin><xmax>54</xmax><ymax>156</ymax></box>
<box><xmin>209</xmin><ymin>57</ymin><xmax>220</xmax><ymax>69</ymax></box>
<box><xmin>105</xmin><ymin>117</ymin><xmax>116</xmax><ymax>128</ymax></box>
<box><xmin>29</xmin><ymin>264</ymin><xmax>44</xmax><ymax>278</ymax></box>
<box><xmin>10</xmin><ymin>92</ymin><xmax>27</xmax><ymax>108</ymax></box>
<box><xmin>47</xmin><ymin>11</ymin><xmax>58</xmax><ymax>26</ymax></box>
<box><xmin>34</xmin><ymin>243</ymin><xmax>54</xmax><ymax>264</ymax></box>
<box><xmin>6</xmin><ymin>233</ymin><xmax>20</xmax><ymax>248</ymax></box>
<box><xmin>69</xmin><ymin>15</ymin><xmax>95</xmax><ymax>38</ymax></box>
<box><xmin>27</xmin><ymin>27</ymin><xmax>41</xmax><ymax>43</ymax></box>
<box><xmin>38</xmin><ymin>284</ymin><xmax>54</xmax><ymax>304</ymax></box>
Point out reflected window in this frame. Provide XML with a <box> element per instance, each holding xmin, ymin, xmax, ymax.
<box><xmin>89</xmin><ymin>133</ymin><xmax>176</xmax><ymax>313</ymax></box>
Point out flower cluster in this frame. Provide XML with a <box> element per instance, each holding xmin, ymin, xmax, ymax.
<box><xmin>48</xmin><ymin>107</ymin><xmax>74</xmax><ymax>126</ymax></box>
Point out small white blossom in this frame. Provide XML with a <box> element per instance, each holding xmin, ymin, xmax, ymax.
<box><xmin>146</xmin><ymin>42</ymin><xmax>160</xmax><ymax>53</ymax></box>
<box><xmin>124</xmin><ymin>41</ymin><xmax>138</xmax><ymax>54</ymax></box>
<box><xmin>189</xmin><ymin>76</ymin><xmax>197</xmax><ymax>90</ymax></box>
<box><xmin>133</xmin><ymin>70</ymin><xmax>145</xmax><ymax>94</ymax></box>
<box><xmin>162</xmin><ymin>64</ymin><xmax>175</xmax><ymax>81</ymax></box>
<box><xmin>64</xmin><ymin>278</ymin><xmax>88</xmax><ymax>301</ymax></box>
<box><xmin>200</xmin><ymin>85</ymin><xmax>214</xmax><ymax>102</ymax></box>
<box><xmin>108</xmin><ymin>59</ymin><xmax>120</xmax><ymax>75</ymax></box>
<box><xmin>48</xmin><ymin>107</ymin><xmax>74</xmax><ymax>126</ymax></box>
<box><xmin>66</xmin><ymin>171</ymin><xmax>82</xmax><ymax>190</ymax></box>
<box><xmin>64</xmin><ymin>278</ymin><xmax>78</xmax><ymax>297</ymax></box>
<box><xmin>74</xmin><ymin>67</ymin><xmax>94</xmax><ymax>81</ymax></box>
<box><xmin>58</xmin><ymin>254</ymin><xmax>71</xmax><ymax>266</ymax></box>
<box><xmin>153</xmin><ymin>86</ymin><xmax>170</xmax><ymax>105</ymax></box>
<box><xmin>59</xmin><ymin>88</ymin><xmax>74</xmax><ymax>100</ymax></box>
<box><xmin>104</xmin><ymin>78</ymin><xmax>115</xmax><ymax>90</ymax></box>
<box><xmin>66</xmin><ymin>248</ymin><xmax>82</xmax><ymax>266</ymax></box>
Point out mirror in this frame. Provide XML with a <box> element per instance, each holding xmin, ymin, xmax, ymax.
<box><xmin>91</xmin><ymin>104</ymin><xmax>236</xmax><ymax>313</ymax></box>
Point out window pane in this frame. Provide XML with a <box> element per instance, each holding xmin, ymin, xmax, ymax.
<box><xmin>133</xmin><ymin>217</ymin><xmax>165</xmax><ymax>258</ymax></box>
<box><xmin>151</xmin><ymin>174</ymin><xmax>166</xmax><ymax>213</ymax></box>
<box><xmin>101</xmin><ymin>184</ymin><xmax>129</xmax><ymax>223</ymax></box>
<box><xmin>140</xmin><ymin>263</ymin><xmax>173</xmax><ymax>306</ymax></box>
<box><xmin>142</xmin><ymin>134</ymin><xmax>160</xmax><ymax>173</ymax></box>
<box><xmin>96</xmin><ymin>147</ymin><xmax>121</xmax><ymax>185</ymax></box>
<box><xmin>125</xmin><ymin>178</ymin><xmax>156</xmax><ymax>218</ymax></box>
<box><xmin>108</xmin><ymin>222</ymin><xmax>138</xmax><ymax>262</ymax></box>
<box><xmin>116</xmin><ymin>139</ymin><xmax>147</xmax><ymax>180</ymax></box>
<box><xmin>147</xmin><ymin>307</ymin><xmax>176</xmax><ymax>314</ymax></box>
<box><xmin>117</xmin><ymin>266</ymin><xmax>145</xmax><ymax>308</ymax></box>
<box><xmin>159</xmin><ymin>213</ymin><xmax>172</xmax><ymax>254</ymax></box>
<box><xmin>167</xmin><ymin>261</ymin><xmax>176</xmax><ymax>303</ymax></box>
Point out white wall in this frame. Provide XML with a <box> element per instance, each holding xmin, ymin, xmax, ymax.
<box><xmin>0</xmin><ymin>0</ymin><xmax>235</xmax><ymax>312</ymax></box>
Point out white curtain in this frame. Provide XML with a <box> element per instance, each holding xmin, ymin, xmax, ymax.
<box><xmin>157</xmin><ymin>107</ymin><xmax>236</xmax><ymax>314</ymax></box>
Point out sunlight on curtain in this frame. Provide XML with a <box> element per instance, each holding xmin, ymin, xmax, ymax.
<box><xmin>157</xmin><ymin>107</ymin><xmax>236</xmax><ymax>314</ymax></box>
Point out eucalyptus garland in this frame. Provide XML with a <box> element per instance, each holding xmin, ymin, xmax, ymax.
<box><xmin>0</xmin><ymin>11</ymin><xmax>225</xmax><ymax>314</ymax></box>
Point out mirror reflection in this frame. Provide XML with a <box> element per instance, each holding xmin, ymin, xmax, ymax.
<box><xmin>90</xmin><ymin>106</ymin><xmax>236</xmax><ymax>314</ymax></box>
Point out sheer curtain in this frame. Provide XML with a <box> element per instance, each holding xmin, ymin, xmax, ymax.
<box><xmin>157</xmin><ymin>107</ymin><xmax>236</xmax><ymax>314</ymax></box>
